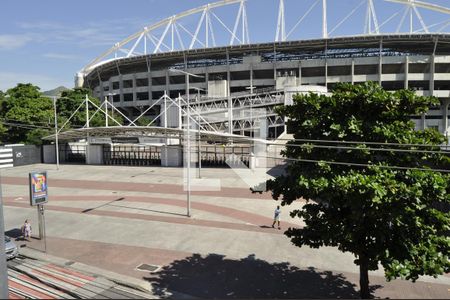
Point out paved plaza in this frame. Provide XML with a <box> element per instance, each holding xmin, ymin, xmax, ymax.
<box><xmin>2</xmin><ymin>163</ymin><xmax>450</xmax><ymax>298</ymax></box>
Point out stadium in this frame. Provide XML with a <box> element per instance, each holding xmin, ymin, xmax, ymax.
<box><xmin>45</xmin><ymin>0</ymin><xmax>450</xmax><ymax>166</ymax></box>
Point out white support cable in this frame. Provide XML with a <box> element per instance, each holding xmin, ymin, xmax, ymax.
<box><xmin>329</xmin><ymin>0</ymin><xmax>366</xmax><ymax>36</ymax></box>
<box><xmin>412</xmin><ymin>4</ymin><xmax>429</xmax><ymax>33</ymax></box>
<box><xmin>369</xmin><ymin>0</ymin><xmax>380</xmax><ymax>34</ymax></box>
<box><xmin>149</xmin><ymin>98</ymin><xmax>177</xmax><ymax>127</ymax></box>
<box><xmin>131</xmin><ymin>96</ymin><xmax>164</xmax><ymax>124</ymax></box>
<box><xmin>171</xmin><ymin>21</ymin><xmax>175</xmax><ymax>51</ymax></box>
<box><xmin>179</xmin><ymin>98</ymin><xmax>218</xmax><ymax>132</ymax></box>
<box><xmin>84</xmin><ymin>99</ymin><xmax>123</xmax><ymax>127</ymax></box>
<box><xmin>275</xmin><ymin>0</ymin><xmax>285</xmax><ymax>41</ymax></box>
<box><xmin>286</xmin><ymin>0</ymin><xmax>320</xmax><ymax>39</ymax></box>
<box><xmin>243</xmin><ymin>2</ymin><xmax>250</xmax><ymax>43</ymax></box>
<box><xmin>87</xmin><ymin>98</ymin><xmax>135</xmax><ymax>126</ymax></box>
<box><xmin>364</xmin><ymin>1</ymin><xmax>371</xmax><ymax>34</ymax></box>
<box><xmin>126</xmin><ymin>32</ymin><xmax>145</xmax><ymax>58</ymax></box>
<box><xmin>322</xmin><ymin>0</ymin><xmax>328</xmax><ymax>38</ymax></box>
<box><xmin>57</xmin><ymin>100</ymin><xmax>86</xmax><ymax>134</ymax></box>
<box><xmin>178</xmin><ymin>23</ymin><xmax>206</xmax><ymax>48</ymax></box>
<box><xmin>190</xmin><ymin>9</ymin><xmax>207</xmax><ymax>49</ymax></box>
<box><xmin>396</xmin><ymin>6</ymin><xmax>410</xmax><ymax>33</ymax></box>
<box><xmin>231</xmin><ymin>1</ymin><xmax>244</xmax><ymax>45</ymax></box>
<box><xmin>206</xmin><ymin>8</ymin><xmax>210</xmax><ymax>48</ymax></box>
<box><xmin>211</xmin><ymin>11</ymin><xmax>242</xmax><ymax>44</ymax></box>
<box><xmin>154</xmin><ymin>18</ymin><xmax>173</xmax><ymax>53</ymax></box>
<box><xmin>174</xmin><ymin>23</ymin><xmax>186</xmax><ymax>50</ymax></box>
<box><xmin>147</xmin><ymin>32</ymin><xmax>172</xmax><ymax>52</ymax></box>
<box><xmin>377</xmin><ymin>9</ymin><xmax>402</xmax><ymax>31</ymax></box>
<box><xmin>208</xmin><ymin>11</ymin><xmax>217</xmax><ymax>47</ymax></box>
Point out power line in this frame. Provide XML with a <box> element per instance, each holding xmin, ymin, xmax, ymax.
<box><xmin>267</xmin><ymin>142</ymin><xmax>450</xmax><ymax>155</ymax></box>
<box><xmin>256</xmin><ymin>155</ymin><xmax>450</xmax><ymax>174</ymax></box>
<box><xmin>274</xmin><ymin>137</ymin><xmax>450</xmax><ymax>148</ymax></box>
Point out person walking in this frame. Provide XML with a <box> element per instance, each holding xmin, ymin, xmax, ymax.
<box><xmin>272</xmin><ymin>205</ymin><xmax>281</xmax><ymax>229</ymax></box>
<box><xmin>22</xmin><ymin>219</ymin><xmax>32</xmax><ymax>241</ymax></box>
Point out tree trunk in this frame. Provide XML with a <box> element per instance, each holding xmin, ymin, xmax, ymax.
<box><xmin>359</xmin><ymin>255</ymin><xmax>370</xmax><ymax>299</ymax></box>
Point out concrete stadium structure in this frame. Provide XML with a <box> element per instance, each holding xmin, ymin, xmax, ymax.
<box><xmin>75</xmin><ymin>0</ymin><xmax>450</xmax><ymax>141</ymax></box>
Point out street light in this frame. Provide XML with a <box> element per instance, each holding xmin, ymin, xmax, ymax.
<box><xmin>169</xmin><ymin>68</ymin><xmax>204</xmax><ymax>217</ymax></box>
<box><xmin>191</xmin><ymin>87</ymin><xmax>205</xmax><ymax>178</ymax></box>
<box><xmin>43</xmin><ymin>95</ymin><xmax>60</xmax><ymax>170</ymax></box>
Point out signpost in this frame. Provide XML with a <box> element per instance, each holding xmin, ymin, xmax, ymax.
<box><xmin>29</xmin><ymin>171</ymin><xmax>48</xmax><ymax>252</ymax></box>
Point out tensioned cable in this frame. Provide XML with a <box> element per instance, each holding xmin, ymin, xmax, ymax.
<box><xmin>152</xmin><ymin>144</ymin><xmax>450</xmax><ymax>173</ymax></box>
<box><xmin>267</xmin><ymin>142</ymin><xmax>450</xmax><ymax>155</ymax></box>
<box><xmin>272</xmin><ymin>137</ymin><xmax>450</xmax><ymax>148</ymax></box>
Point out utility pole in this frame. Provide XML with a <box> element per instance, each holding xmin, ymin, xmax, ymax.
<box><xmin>0</xmin><ymin>170</ymin><xmax>9</xmax><ymax>298</ymax></box>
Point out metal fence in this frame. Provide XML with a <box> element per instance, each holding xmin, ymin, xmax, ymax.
<box><xmin>103</xmin><ymin>145</ymin><xmax>161</xmax><ymax>166</ymax></box>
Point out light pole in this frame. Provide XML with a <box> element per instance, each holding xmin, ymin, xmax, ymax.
<box><xmin>192</xmin><ymin>87</ymin><xmax>205</xmax><ymax>178</ymax></box>
<box><xmin>169</xmin><ymin>68</ymin><xmax>204</xmax><ymax>217</ymax></box>
<box><xmin>43</xmin><ymin>95</ymin><xmax>60</xmax><ymax>170</ymax></box>
<box><xmin>107</xmin><ymin>93</ymin><xmax>117</xmax><ymax>125</ymax></box>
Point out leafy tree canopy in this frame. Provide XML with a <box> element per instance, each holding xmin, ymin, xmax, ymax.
<box><xmin>0</xmin><ymin>84</ymin><xmax>53</xmax><ymax>145</ymax></box>
<box><xmin>267</xmin><ymin>82</ymin><xmax>450</xmax><ymax>298</ymax></box>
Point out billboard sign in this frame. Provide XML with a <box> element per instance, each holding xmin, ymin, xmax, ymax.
<box><xmin>29</xmin><ymin>171</ymin><xmax>48</xmax><ymax>206</ymax></box>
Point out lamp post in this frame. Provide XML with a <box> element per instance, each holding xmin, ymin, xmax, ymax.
<box><xmin>169</xmin><ymin>68</ymin><xmax>204</xmax><ymax>217</ymax></box>
<box><xmin>43</xmin><ymin>95</ymin><xmax>60</xmax><ymax>170</ymax></box>
<box><xmin>192</xmin><ymin>87</ymin><xmax>205</xmax><ymax>178</ymax></box>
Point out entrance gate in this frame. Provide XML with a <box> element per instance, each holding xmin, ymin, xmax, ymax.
<box><xmin>103</xmin><ymin>145</ymin><xmax>161</xmax><ymax>166</ymax></box>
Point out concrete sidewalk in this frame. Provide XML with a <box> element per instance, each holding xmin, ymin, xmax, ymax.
<box><xmin>2</xmin><ymin>163</ymin><xmax>450</xmax><ymax>299</ymax></box>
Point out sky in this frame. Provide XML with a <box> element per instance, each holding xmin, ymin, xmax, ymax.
<box><xmin>1</xmin><ymin>0</ymin><xmax>449</xmax><ymax>92</ymax></box>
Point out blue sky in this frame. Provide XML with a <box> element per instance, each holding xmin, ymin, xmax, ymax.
<box><xmin>1</xmin><ymin>0</ymin><xmax>449</xmax><ymax>92</ymax></box>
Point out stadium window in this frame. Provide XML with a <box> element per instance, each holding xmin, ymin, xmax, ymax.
<box><xmin>253</xmin><ymin>69</ymin><xmax>274</xmax><ymax>79</ymax></box>
<box><xmin>103</xmin><ymin>86</ymin><xmax>110</xmax><ymax>92</ymax></box>
<box><xmin>409</xmin><ymin>81</ymin><xmax>430</xmax><ymax>91</ymax></box>
<box><xmin>123</xmin><ymin>80</ymin><xmax>133</xmax><ymax>88</ymax></box>
<box><xmin>169</xmin><ymin>75</ymin><xmax>185</xmax><ymax>84</ymax></box>
<box><xmin>382</xmin><ymin>64</ymin><xmax>405</xmax><ymax>74</ymax></box>
<box><xmin>354</xmin><ymin>64</ymin><xmax>378</xmax><ymax>75</ymax></box>
<box><xmin>409</xmin><ymin>63</ymin><xmax>430</xmax><ymax>74</ymax></box>
<box><xmin>230</xmin><ymin>71</ymin><xmax>250</xmax><ymax>80</ymax></box>
<box><xmin>327</xmin><ymin>66</ymin><xmax>351</xmax><ymax>76</ymax></box>
<box><xmin>136</xmin><ymin>78</ymin><xmax>149</xmax><ymax>87</ymax></box>
<box><xmin>136</xmin><ymin>92</ymin><xmax>149</xmax><ymax>101</ymax></box>
<box><xmin>123</xmin><ymin>93</ymin><xmax>134</xmax><ymax>102</ymax></box>
<box><xmin>152</xmin><ymin>77</ymin><xmax>166</xmax><ymax>86</ymax></box>
<box><xmin>113</xmin><ymin>94</ymin><xmax>120</xmax><ymax>102</ymax></box>
<box><xmin>435</xmin><ymin>63</ymin><xmax>450</xmax><ymax>73</ymax></box>
<box><xmin>302</xmin><ymin>67</ymin><xmax>325</xmax><ymax>77</ymax></box>
<box><xmin>381</xmin><ymin>81</ymin><xmax>404</xmax><ymax>90</ymax></box>
<box><xmin>152</xmin><ymin>91</ymin><xmax>164</xmax><ymax>99</ymax></box>
<box><xmin>112</xmin><ymin>82</ymin><xmax>120</xmax><ymax>90</ymax></box>
<box><xmin>434</xmin><ymin>81</ymin><xmax>450</xmax><ymax>90</ymax></box>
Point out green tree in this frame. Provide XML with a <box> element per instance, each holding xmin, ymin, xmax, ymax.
<box><xmin>1</xmin><ymin>84</ymin><xmax>53</xmax><ymax>145</ymax></box>
<box><xmin>267</xmin><ymin>82</ymin><xmax>450</xmax><ymax>298</ymax></box>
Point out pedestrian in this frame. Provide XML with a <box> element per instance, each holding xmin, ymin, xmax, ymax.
<box><xmin>22</xmin><ymin>219</ymin><xmax>32</xmax><ymax>241</ymax></box>
<box><xmin>272</xmin><ymin>205</ymin><xmax>281</xmax><ymax>229</ymax></box>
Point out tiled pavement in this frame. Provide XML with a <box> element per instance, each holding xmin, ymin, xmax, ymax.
<box><xmin>2</xmin><ymin>164</ymin><xmax>450</xmax><ymax>299</ymax></box>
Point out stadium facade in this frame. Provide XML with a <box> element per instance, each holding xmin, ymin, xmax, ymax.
<box><xmin>78</xmin><ymin>34</ymin><xmax>450</xmax><ymax>140</ymax></box>
<box><xmin>74</xmin><ymin>1</ymin><xmax>450</xmax><ymax>142</ymax></box>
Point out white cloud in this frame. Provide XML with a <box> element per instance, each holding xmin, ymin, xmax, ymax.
<box><xmin>43</xmin><ymin>53</ymin><xmax>80</xmax><ymax>60</ymax></box>
<box><xmin>0</xmin><ymin>34</ymin><xmax>33</xmax><ymax>50</ymax></box>
<box><xmin>0</xmin><ymin>72</ymin><xmax>72</xmax><ymax>92</ymax></box>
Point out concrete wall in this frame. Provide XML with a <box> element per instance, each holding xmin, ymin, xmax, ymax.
<box><xmin>161</xmin><ymin>145</ymin><xmax>183</xmax><ymax>167</ymax></box>
<box><xmin>86</xmin><ymin>145</ymin><xmax>103</xmax><ymax>165</ymax></box>
<box><xmin>11</xmin><ymin>145</ymin><xmax>41</xmax><ymax>166</ymax></box>
<box><xmin>43</xmin><ymin>145</ymin><xmax>56</xmax><ymax>164</ymax></box>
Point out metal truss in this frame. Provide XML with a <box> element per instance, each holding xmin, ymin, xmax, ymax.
<box><xmin>80</xmin><ymin>0</ymin><xmax>450</xmax><ymax>76</ymax></box>
<box><xmin>181</xmin><ymin>90</ymin><xmax>286</xmax><ymax>134</ymax></box>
